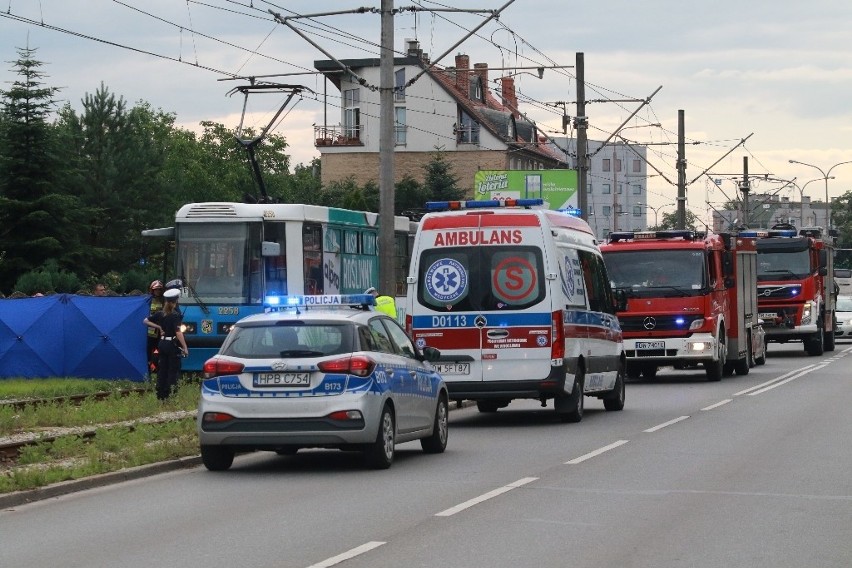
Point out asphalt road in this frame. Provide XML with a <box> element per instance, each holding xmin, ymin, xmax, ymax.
<box><xmin>2</xmin><ymin>342</ymin><xmax>851</xmax><ymax>568</ymax></box>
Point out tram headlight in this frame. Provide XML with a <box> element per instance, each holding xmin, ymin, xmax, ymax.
<box><xmin>181</xmin><ymin>322</ymin><xmax>197</xmax><ymax>335</ymax></box>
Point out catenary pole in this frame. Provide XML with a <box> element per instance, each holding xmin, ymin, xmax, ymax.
<box><xmin>379</xmin><ymin>0</ymin><xmax>395</xmax><ymax>296</ymax></box>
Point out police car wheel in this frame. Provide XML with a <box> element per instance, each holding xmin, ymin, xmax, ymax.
<box><xmin>364</xmin><ymin>404</ymin><xmax>395</xmax><ymax>469</ymax></box>
<box><xmin>421</xmin><ymin>395</ymin><xmax>449</xmax><ymax>454</ymax></box>
<box><xmin>275</xmin><ymin>446</ymin><xmax>299</xmax><ymax>456</ymax></box>
<box><xmin>201</xmin><ymin>445</ymin><xmax>235</xmax><ymax>471</ymax></box>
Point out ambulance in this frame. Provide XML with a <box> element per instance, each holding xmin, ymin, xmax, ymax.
<box><xmin>404</xmin><ymin>199</ymin><xmax>626</xmax><ymax>423</ymax></box>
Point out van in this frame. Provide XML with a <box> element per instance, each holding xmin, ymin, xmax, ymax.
<box><xmin>404</xmin><ymin>199</ymin><xmax>625</xmax><ymax>422</ymax></box>
<box><xmin>835</xmin><ymin>268</ymin><xmax>852</xmax><ymax>296</ymax></box>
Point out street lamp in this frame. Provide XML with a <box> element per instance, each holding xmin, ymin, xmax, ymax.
<box><xmin>788</xmin><ymin>159</ymin><xmax>852</xmax><ymax>230</ymax></box>
<box><xmin>637</xmin><ymin>202</ymin><xmax>672</xmax><ymax>228</ymax></box>
<box><xmin>791</xmin><ymin>177</ymin><xmax>832</xmax><ymax>227</ymax></box>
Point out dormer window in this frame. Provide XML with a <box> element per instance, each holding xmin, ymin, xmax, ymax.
<box><xmin>507</xmin><ymin>115</ymin><xmax>516</xmax><ymax>140</ymax></box>
<box><xmin>457</xmin><ymin>108</ymin><xmax>479</xmax><ymax>144</ymax></box>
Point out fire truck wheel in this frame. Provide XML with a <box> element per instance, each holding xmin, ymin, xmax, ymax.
<box><xmin>805</xmin><ymin>327</ymin><xmax>824</xmax><ymax>356</ymax></box>
<box><xmin>824</xmin><ymin>329</ymin><xmax>836</xmax><ymax>352</ymax></box>
<box><xmin>556</xmin><ymin>367</ymin><xmax>584</xmax><ymax>423</ymax></box>
<box><xmin>705</xmin><ymin>336</ymin><xmax>725</xmax><ymax>381</ymax></box>
<box><xmin>640</xmin><ymin>364</ymin><xmax>657</xmax><ymax>380</ymax></box>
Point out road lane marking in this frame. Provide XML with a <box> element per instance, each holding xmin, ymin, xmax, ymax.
<box><xmin>306</xmin><ymin>541</ymin><xmax>385</xmax><ymax>568</ymax></box>
<box><xmin>565</xmin><ymin>440</ymin><xmax>629</xmax><ymax>464</ymax></box>
<box><xmin>643</xmin><ymin>416</ymin><xmax>689</xmax><ymax>433</ymax></box>
<box><xmin>748</xmin><ymin>364</ymin><xmax>828</xmax><ymax>395</ymax></box>
<box><xmin>701</xmin><ymin>399</ymin><xmax>732</xmax><ymax>411</ymax></box>
<box><xmin>435</xmin><ymin>477</ymin><xmax>538</xmax><ymax>517</ymax></box>
<box><xmin>733</xmin><ymin>365</ymin><xmax>816</xmax><ymax>396</ymax></box>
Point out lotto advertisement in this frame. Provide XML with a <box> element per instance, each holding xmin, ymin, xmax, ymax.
<box><xmin>473</xmin><ymin>169</ymin><xmax>578</xmax><ymax>211</ymax></box>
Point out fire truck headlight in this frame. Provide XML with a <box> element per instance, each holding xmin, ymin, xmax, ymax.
<box><xmin>801</xmin><ymin>302</ymin><xmax>813</xmax><ymax>325</ymax></box>
<box><xmin>688</xmin><ymin>318</ymin><xmax>705</xmax><ymax>331</ymax></box>
<box><xmin>688</xmin><ymin>341</ymin><xmax>708</xmax><ymax>352</ymax></box>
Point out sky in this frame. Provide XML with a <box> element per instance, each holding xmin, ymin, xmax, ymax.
<box><xmin>2</xmin><ymin>1</ymin><xmax>852</xmax><ymax>221</ymax></box>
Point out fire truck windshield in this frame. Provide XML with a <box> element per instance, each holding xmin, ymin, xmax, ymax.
<box><xmin>603</xmin><ymin>249</ymin><xmax>706</xmax><ymax>296</ymax></box>
<box><xmin>756</xmin><ymin>250</ymin><xmax>811</xmax><ymax>282</ymax></box>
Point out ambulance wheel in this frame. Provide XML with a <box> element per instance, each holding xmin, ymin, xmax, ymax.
<box><xmin>364</xmin><ymin>404</ymin><xmax>395</xmax><ymax>469</ymax></box>
<box><xmin>603</xmin><ymin>363</ymin><xmax>625</xmax><ymax>411</ymax></box>
<box><xmin>421</xmin><ymin>395</ymin><xmax>449</xmax><ymax>454</ymax></box>
<box><xmin>556</xmin><ymin>367</ymin><xmax>584</xmax><ymax>423</ymax></box>
<box><xmin>201</xmin><ymin>445</ymin><xmax>234</xmax><ymax>471</ymax></box>
<box><xmin>476</xmin><ymin>400</ymin><xmax>509</xmax><ymax>413</ymax></box>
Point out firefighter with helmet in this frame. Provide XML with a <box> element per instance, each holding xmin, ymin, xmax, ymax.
<box><xmin>146</xmin><ymin>280</ymin><xmax>165</xmax><ymax>374</ymax></box>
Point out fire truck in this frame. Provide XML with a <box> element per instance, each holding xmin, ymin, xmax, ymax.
<box><xmin>740</xmin><ymin>224</ymin><xmax>836</xmax><ymax>355</ymax></box>
<box><xmin>601</xmin><ymin>230</ymin><xmax>759</xmax><ymax>381</ymax></box>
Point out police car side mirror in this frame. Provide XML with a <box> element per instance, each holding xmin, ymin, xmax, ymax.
<box><xmin>421</xmin><ymin>346</ymin><xmax>441</xmax><ymax>362</ymax></box>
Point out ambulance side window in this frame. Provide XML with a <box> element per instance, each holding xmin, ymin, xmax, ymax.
<box><xmin>579</xmin><ymin>250</ymin><xmax>611</xmax><ymax>313</ymax></box>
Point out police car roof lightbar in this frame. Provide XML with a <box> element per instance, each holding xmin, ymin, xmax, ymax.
<box><xmin>264</xmin><ymin>294</ymin><xmax>376</xmax><ymax>312</ymax></box>
<box><xmin>425</xmin><ymin>198</ymin><xmax>544</xmax><ymax>211</ymax></box>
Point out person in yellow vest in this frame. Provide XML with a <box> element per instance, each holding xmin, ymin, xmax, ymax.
<box><xmin>365</xmin><ymin>286</ymin><xmax>397</xmax><ymax>320</ymax></box>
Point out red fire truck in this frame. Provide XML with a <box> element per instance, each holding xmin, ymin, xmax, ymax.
<box><xmin>601</xmin><ymin>230</ymin><xmax>759</xmax><ymax>381</ymax></box>
<box><xmin>740</xmin><ymin>224</ymin><xmax>836</xmax><ymax>355</ymax></box>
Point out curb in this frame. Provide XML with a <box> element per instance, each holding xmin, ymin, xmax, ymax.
<box><xmin>1</xmin><ymin>400</ymin><xmax>475</xmax><ymax>510</ymax></box>
<box><xmin>0</xmin><ymin>456</ymin><xmax>203</xmax><ymax>510</ymax></box>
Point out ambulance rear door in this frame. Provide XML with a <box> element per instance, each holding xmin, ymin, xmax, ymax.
<box><xmin>409</xmin><ymin>212</ymin><xmax>553</xmax><ymax>384</ymax></box>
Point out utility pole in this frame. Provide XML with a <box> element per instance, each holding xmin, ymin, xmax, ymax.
<box><xmin>676</xmin><ymin>110</ymin><xmax>686</xmax><ymax>229</ymax></box>
<box><xmin>740</xmin><ymin>156</ymin><xmax>750</xmax><ymax>227</ymax></box>
<box><xmin>575</xmin><ymin>52</ymin><xmax>589</xmax><ymax>222</ymax></box>
<box><xmin>378</xmin><ymin>0</ymin><xmax>395</xmax><ymax>295</ymax></box>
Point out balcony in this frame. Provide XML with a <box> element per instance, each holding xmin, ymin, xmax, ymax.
<box><xmin>314</xmin><ymin>125</ymin><xmax>362</xmax><ymax>147</ymax></box>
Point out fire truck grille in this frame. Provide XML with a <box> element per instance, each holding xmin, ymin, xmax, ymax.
<box><xmin>757</xmin><ymin>285</ymin><xmax>802</xmax><ymax>300</ymax></box>
<box><xmin>619</xmin><ymin>315</ymin><xmax>704</xmax><ymax>333</ymax></box>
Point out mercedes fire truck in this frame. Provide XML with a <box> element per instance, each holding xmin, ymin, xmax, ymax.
<box><xmin>601</xmin><ymin>230</ymin><xmax>759</xmax><ymax>381</ymax></box>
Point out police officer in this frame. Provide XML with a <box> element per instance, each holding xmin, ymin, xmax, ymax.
<box><xmin>366</xmin><ymin>286</ymin><xmax>398</xmax><ymax>319</ymax></box>
<box><xmin>144</xmin><ymin>288</ymin><xmax>188</xmax><ymax>400</ymax></box>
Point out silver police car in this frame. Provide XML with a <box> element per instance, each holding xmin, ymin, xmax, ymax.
<box><xmin>197</xmin><ymin>294</ymin><xmax>449</xmax><ymax>470</ymax></box>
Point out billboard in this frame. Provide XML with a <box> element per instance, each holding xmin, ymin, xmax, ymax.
<box><xmin>474</xmin><ymin>169</ymin><xmax>578</xmax><ymax>211</ymax></box>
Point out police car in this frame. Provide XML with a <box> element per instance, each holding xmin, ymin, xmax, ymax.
<box><xmin>197</xmin><ymin>294</ymin><xmax>449</xmax><ymax>471</ymax></box>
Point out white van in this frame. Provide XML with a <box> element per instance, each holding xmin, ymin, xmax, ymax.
<box><xmin>404</xmin><ymin>199</ymin><xmax>625</xmax><ymax>422</ymax></box>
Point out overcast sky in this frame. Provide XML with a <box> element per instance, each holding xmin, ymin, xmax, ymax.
<box><xmin>2</xmin><ymin>1</ymin><xmax>851</xmax><ymax>220</ymax></box>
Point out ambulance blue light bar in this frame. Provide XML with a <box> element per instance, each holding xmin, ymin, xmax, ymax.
<box><xmin>264</xmin><ymin>294</ymin><xmax>376</xmax><ymax>312</ymax></box>
<box><xmin>425</xmin><ymin>198</ymin><xmax>544</xmax><ymax>211</ymax></box>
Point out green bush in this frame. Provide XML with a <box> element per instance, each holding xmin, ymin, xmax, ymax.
<box><xmin>13</xmin><ymin>260</ymin><xmax>82</xmax><ymax>294</ymax></box>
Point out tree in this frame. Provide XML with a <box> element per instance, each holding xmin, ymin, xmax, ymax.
<box><xmin>422</xmin><ymin>148</ymin><xmax>464</xmax><ymax>202</ymax></box>
<box><xmin>0</xmin><ymin>46</ymin><xmax>86</xmax><ymax>293</ymax></box>
<box><xmin>657</xmin><ymin>209</ymin><xmax>703</xmax><ymax>231</ymax></box>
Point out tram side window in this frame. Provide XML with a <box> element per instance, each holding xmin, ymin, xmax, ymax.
<box><xmin>303</xmin><ymin>223</ymin><xmax>323</xmax><ymax>295</ymax></box>
<box><xmin>264</xmin><ymin>222</ymin><xmax>287</xmax><ymax>295</ymax></box>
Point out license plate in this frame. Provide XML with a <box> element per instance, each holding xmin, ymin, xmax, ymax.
<box><xmin>254</xmin><ymin>372</ymin><xmax>311</xmax><ymax>387</ymax></box>
<box><xmin>635</xmin><ymin>341</ymin><xmax>664</xmax><ymax>350</ymax></box>
<box><xmin>434</xmin><ymin>363</ymin><xmax>470</xmax><ymax>375</ymax></box>
<box><xmin>759</xmin><ymin>313</ymin><xmax>777</xmax><ymax>320</ymax></box>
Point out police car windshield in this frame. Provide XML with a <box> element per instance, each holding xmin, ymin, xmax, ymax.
<box><xmin>221</xmin><ymin>323</ymin><xmax>354</xmax><ymax>359</ymax></box>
